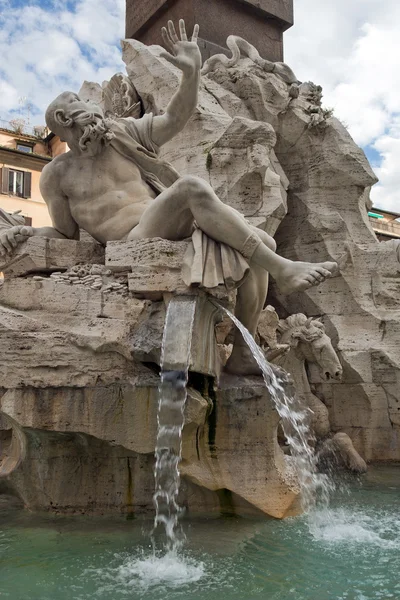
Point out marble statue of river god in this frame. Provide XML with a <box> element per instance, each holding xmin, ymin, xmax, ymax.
<box><xmin>0</xmin><ymin>20</ymin><xmax>337</xmax><ymax>375</ymax></box>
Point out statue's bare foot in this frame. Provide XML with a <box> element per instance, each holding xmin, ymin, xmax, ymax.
<box><xmin>224</xmin><ymin>343</ymin><xmax>262</xmax><ymax>376</ymax></box>
<box><xmin>274</xmin><ymin>260</ymin><xmax>337</xmax><ymax>295</ymax></box>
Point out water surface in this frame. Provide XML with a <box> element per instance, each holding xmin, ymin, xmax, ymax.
<box><xmin>1</xmin><ymin>465</ymin><xmax>399</xmax><ymax>600</ymax></box>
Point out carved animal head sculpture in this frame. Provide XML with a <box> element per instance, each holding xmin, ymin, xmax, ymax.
<box><xmin>278</xmin><ymin>314</ymin><xmax>342</xmax><ymax>381</ymax></box>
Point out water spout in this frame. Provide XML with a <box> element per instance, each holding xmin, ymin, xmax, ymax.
<box><xmin>153</xmin><ymin>296</ymin><xmax>197</xmax><ymax>550</ymax></box>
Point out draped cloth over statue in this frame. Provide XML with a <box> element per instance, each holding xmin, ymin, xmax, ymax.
<box><xmin>182</xmin><ymin>227</ymin><xmax>250</xmax><ymax>290</ymax></box>
<box><xmin>110</xmin><ymin>113</ymin><xmax>250</xmax><ymax>290</ymax></box>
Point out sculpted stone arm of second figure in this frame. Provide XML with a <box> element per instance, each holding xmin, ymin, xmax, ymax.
<box><xmin>0</xmin><ymin>224</ymin><xmax>34</xmax><ymax>258</ymax></box>
<box><xmin>151</xmin><ymin>19</ymin><xmax>201</xmax><ymax>148</ymax></box>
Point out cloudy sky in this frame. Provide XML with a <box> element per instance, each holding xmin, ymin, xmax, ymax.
<box><xmin>0</xmin><ymin>0</ymin><xmax>399</xmax><ymax>212</ymax></box>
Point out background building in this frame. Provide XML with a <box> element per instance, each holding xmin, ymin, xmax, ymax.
<box><xmin>0</xmin><ymin>122</ymin><xmax>66</xmax><ymax>228</ymax></box>
<box><xmin>368</xmin><ymin>207</ymin><xmax>400</xmax><ymax>241</ymax></box>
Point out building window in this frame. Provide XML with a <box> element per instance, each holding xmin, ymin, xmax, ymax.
<box><xmin>16</xmin><ymin>143</ymin><xmax>33</xmax><ymax>154</ymax></box>
<box><xmin>1</xmin><ymin>167</ymin><xmax>32</xmax><ymax>198</ymax></box>
<box><xmin>9</xmin><ymin>169</ymin><xmax>24</xmax><ymax>196</ymax></box>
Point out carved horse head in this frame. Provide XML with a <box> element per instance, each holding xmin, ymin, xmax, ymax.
<box><xmin>278</xmin><ymin>314</ymin><xmax>342</xmax><ymax>381</ymax></box>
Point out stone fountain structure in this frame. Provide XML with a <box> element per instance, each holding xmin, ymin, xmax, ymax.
<box><xmin>0</xmin><ymin>20</ymin><xmax>399</xmax><ymax>518</ymax></box>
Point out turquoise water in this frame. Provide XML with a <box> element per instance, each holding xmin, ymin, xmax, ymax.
<box><xmin>1</xmin><ymin>466</ymin><xmax>399</xmax><ymax>600</ymax></box>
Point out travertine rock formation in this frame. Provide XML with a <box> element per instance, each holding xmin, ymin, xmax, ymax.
<box><xmin>1</xmin><ymin>31</ymin><xmax>399</xmax><ymax>519</ymax></box>
<box><xmin>126</xmin><ymin>35</ymin><xmax>399</xmax><ymax>463</ymax></box>
<box><xmin>0</xmin><ymin>238</ymin><xmax>299</xmax><ymax>517</ymax></box>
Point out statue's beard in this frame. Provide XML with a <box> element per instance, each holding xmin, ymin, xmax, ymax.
<box><xmin>70</xmin><ymin>110</ymin><xmax>115</xmax><ymax>153</ymax></box>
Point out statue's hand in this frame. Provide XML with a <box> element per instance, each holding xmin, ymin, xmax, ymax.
<box><xmin>161</xmin><ymin>20</ymin><xmax>201</xmax><ymax>76</ymax></box>
<box><xmin>0</xmin><ymin>225</ymin><xmax>34</xmax><ymax>259</ymax></box>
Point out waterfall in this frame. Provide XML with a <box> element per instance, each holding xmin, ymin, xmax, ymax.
<box><xmin>153</xmin><ymin>296</ymin><xmax>197</xmax><ymax>550</ymax></box>
<box><xmin>109</xmin><ymin>299</ymin><xmax>204</xmax><ymax>588</ymax></box>
<box><xmin>221</xmin><ymin>307</ymin><xmax>334</xmax><ymax>514</ymax></box>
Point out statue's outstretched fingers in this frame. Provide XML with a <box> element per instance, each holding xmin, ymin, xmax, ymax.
<box><xmin>161</xmin><ymin>27</ymin><xmax>174</xmax><ymax>52</ymax></box>
<box><xmin>191</xmin><ymin>24</ymin><xmax>199</xmax><ymax>43</ymax></box>
<box><xmin>167</xmin><ymin>20</ymin><xmax>179</xmax><ymax>44</ymax></box>
<box><xmin>179</xmin><ymin>19</ymin><xmax>187</xmax><ymax>41</ymax></box>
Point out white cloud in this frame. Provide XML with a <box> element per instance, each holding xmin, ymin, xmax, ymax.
<box><xmin>0</xmin><ymin>80</ymin><xmax>19</xmax><ymax>112</ymax></box>
<box><xmin>372</xmin><ymin>118</ymin><xmax>400</xmax><ymax>213</ymax></box>
<box><xmin>285</xmin><ymin>0</ymin><xmax>400</xmax><ymax>213</ymax></box>
<box><xmin>0</xmin><ymin>0</ymin><xmax>125</xmax><ymax>128</ymax></box>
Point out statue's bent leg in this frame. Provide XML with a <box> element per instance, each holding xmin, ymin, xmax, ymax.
<box><xmin>127</xmin><ymin>174</ymin><xmax>258</xmax><ymax>244</ymax></box>
<box><xmin>235</xmin><ymin>228</ymin><xmax>275</xmax><ymax>337</ymax></box>
<box><xmin>128</xmin><ymin>175</ymin><xmax>337</xmax><ymax>295</ymax></box>
<box><xmin>225</xmin><ymin>228</ymin><xmax>273</xmax><ymax>376</ymax></box>
<box><xmin>127</xmin><ymin>179</ymin><xmax>195</xmax><ymax>241</ymax></box>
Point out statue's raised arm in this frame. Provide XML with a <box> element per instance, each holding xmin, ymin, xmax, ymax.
<box><xmin>151</xmin><ymin>20</ymin><xmax>201</xmax><ymax>148</ymax></box>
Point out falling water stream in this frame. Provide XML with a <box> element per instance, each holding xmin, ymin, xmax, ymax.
<box><xmin>122</xmin><ymin>301</ymin><xmax>336</xmax><ymax>588</ymax></box>
<box><xmin>153</xmin><ymin>297</ymin><xmax>197</xmax><ymax>549</ymax></box>
<box><xmin>112</xmin><ymin>297</ymin><xmax>205</xmax><ymax>586</ymax></box>
<box><xmin>220</xmin><ymin>307</ymin><xmax>335</xmax><ymax>515</ymax></box>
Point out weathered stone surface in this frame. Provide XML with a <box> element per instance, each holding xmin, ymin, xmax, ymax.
<box><xmin>0</xmin><ymin>413</ymin><xmax>25</xmax><ymax>478</ymax></box>
<box><xmin>0</xmin><ymin>381</ymin><xmax>208</xmax><ymax>456</ymax></box>
<box><xmin>7</xmin><ymin>429</ymin><xmax>155</xmax><ymax>514</ymax></box>
<box><xmin>182</xmin><ymin>375</ymin><xmax>300</xmax><ymax>519</ymax></box>
<box><xmin>0</xmin><ymin>237</ymin><xmax>105</xmax><ymax>277</ymax></box>
<box><xmin>267</xmin><ymin>88</ymin><xmax>400</xmax><ymax>461</ymax></box>
<box><xmin>208</xmin><ymin>117</ymin><xmax>286</xmax><ymax>233</ymax></box>
<box><xmin>0</xmin><ymin>377</ymin><xmax>299</xmax><ymax>518</ymax></box>
<box><xmin>107</xmin><ymin>236</ymin><xmax>238</xmax><ymax>301</ymax></box>
<box><xmin>0</xmin><ymin>277</ymin><xmax>140</xmax><ymax>320</ymax></box>
<box><xmin>121</xmin><ymin>39</ymin><xmax>288</xmax><ymax>235</ymax></box>
<box><xmin>78</xmin><ymin>80</ymin><xmax>103</xmax><ymax>106</ymax></box>
<box><xmin>0</xmin><ymin>278</ymin><xmax>150</xmax><ymax>387</ymax></box>
<box><xmin>192</xmin><ymin>43</ymin><xmax>400</xmax><ymax>462</ymax></box>
<box><xmin>106</xmin><ymin>238</ymin><xmax>189</xmax><ymax>299</ymax></box>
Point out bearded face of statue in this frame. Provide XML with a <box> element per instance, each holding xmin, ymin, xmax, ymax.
<box><xmin>45</xmin><ymin>92</ymin><xmax>115</xmax><ymax>154</ymax></box>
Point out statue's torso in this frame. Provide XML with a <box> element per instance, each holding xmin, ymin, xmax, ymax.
<box><xmin>60</xmin><ymin>145</ymin><xmax>158</xmax><ymax>243</ymax></box>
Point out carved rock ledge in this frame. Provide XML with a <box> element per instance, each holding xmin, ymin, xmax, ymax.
<box><xmin>0</xmin><ymin>236</ymin><xmax>299</xmax><ymax>517</ymax></box>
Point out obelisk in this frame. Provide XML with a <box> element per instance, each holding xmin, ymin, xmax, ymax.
<box><xmin>125</xmin><ymin>0</ymin><xmax>294</xmax><ymax>62</ymax></box>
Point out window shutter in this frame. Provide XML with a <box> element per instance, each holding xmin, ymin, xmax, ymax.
<box><xmin>1</xmin><ymin>167</ymin><xmax>9</xmax><ymax>194</ymax></box>
<box><xmin>23</xmin><ymin>171</ymin><xmax>32</xmax><ymax>198</ymax></box>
